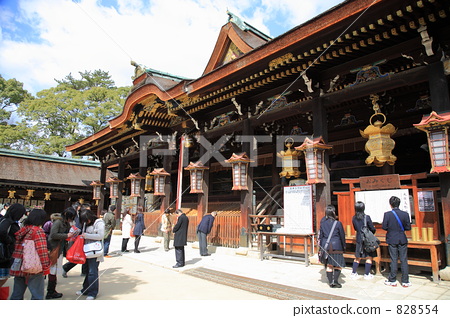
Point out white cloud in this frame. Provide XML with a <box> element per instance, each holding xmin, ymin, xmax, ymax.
<box><xmin>0</xmin><ymin>0</ymin><xmax>343</xmax><ymax>95</ymax></box>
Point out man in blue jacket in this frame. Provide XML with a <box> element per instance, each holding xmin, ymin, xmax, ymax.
<box><xmin>382</xmin><ymin>196</ymin><xmax>412</xmax><ymax>287</ymax></box>
<box><xmin>197</xmin><ymin>211</ymin><xmax>217</xmax><ymax>256</ymax></box>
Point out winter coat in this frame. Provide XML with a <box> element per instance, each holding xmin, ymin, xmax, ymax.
<box><xmin>83</xmin><ymin>218</ymin><xmax>105</xmax><ymax>262</ymax></box>
<box><xmin>161</xmin><ymin>213</ymin><xmax>172</xmax><ymax>233</ymax></box>
<box><xmin>197</xmin><ymin>214</ymin><xmax>215</xmax><ymax>235</ymax></box>
<box><xmin>48</xmin><ymin>216</ymin><xmax>70</xmax><ymax>256</ymax></box>
<box><xmin>10</xmin><ymin>225</ymin><xmax>50</xmax><ymax>276</ymax></box>
<box><xmin>121</xmin><ymin>214</ymin><xmax>133</xmax><ymax>239</ymax></box>
<box><xmin>103</xmin><ymin>211</ymin><xmax>116</xmax><ymax>238</ymax></box>
<box><xmin>173</xmin><ymin>213</ymin><xmax>189</xmax><ymax>247</ymax></box>
<box><xmin>0</xmin><ymin>217</ymin><xmax>21</xmax><ymax>268</ymax></box>
<box><xmin>133</xmin><ymin>213</ymin><xmax>145</xmax><ymax>236</ymax></box>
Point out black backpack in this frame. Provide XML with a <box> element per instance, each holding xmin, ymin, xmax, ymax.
<box><xmin>361</xmin><ymin>215</ymin><xmax>380</xmax><ymax>253</ymax></box>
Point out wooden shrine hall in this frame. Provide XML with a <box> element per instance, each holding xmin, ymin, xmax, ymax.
<box><xmin>67</xmin><ymin>0</ymin><xmax>450</xmax><ymax>279</ymax></box>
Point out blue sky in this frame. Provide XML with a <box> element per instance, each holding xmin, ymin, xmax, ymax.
<box><xmin>0</xmin><ymin>0</ymin><xmax>343</xmax><ymax>95</ymax></box>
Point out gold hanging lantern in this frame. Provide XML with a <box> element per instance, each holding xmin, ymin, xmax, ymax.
<box><xmin>150</xmin><ymin>168</ymin><xmax>170</xmax><ymax>196</ymax></box>
<box><xmin>145</xmin><ymin>171</ymin><xmax>154</xmax><ymax>191</ymax></box>
<box><xmin>127</xmin><ymin>173</ymin><xmax>145</xmax><ymax>197</ymax></box>
<box><xmin>90</xmin><ymin>180</ymin><xmax>104</xmax><ymax>205</ymax></box>
<box><xmin>414</xmin><ymin>111</ymin><xmax>450</xmax><ymax>173</ymax></box>
<box><xmin>360</xmin><ymin>94</ymin><xmax>397</xmax><ymax>167</ymax></box>
<box><xmin>184</xmin><ymin>161</ymin><xmax>209</xmax><ymax>193</ymax></box>
<box><xmin>44</xmin><ymin>192</ymin><xmax>52</xmax><ymax>201</ymax></box>
<box><xmin>277</xmin><ymin>137</ymin><xmax>301</xmax><ymax>179</ymax></box>
<box><xmin>106</xmin><ymin>177</ymin><xmax>122</xmax><ymax>199</ymax></box>
<box><xmin>26</xmin><ymin>189</ymin><xmax>35</xmax><ymax>200</ymax></box>
<box><xmin>295</xmin><ymin>137</ymin><xmax>332</xmax><ymax>184</ymax></box>
<box><xmin>225</xmin><ymin>152</ymin><xmax>254</xmax><ymax>191</ymax></box>
<box><xmin>78</xmin><ymin>197</ymin><xmax>85</xmax><ymax>204</ymax></box>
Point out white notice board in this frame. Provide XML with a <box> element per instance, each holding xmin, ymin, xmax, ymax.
<box><xmin>283</xmin><ymin>185</ymin><xmax>313</xmax><ymax>234</ymax></box>
<box><xmin>355</xmin><ymin>189</ymin><xmax>411</xmax><ymax>223</ymax></box>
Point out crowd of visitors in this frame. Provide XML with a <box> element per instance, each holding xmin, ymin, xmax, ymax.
<box><xmin>0</xmin><ymin>195</ymin><xmax>413</xmax><ymax>299</ymax></box>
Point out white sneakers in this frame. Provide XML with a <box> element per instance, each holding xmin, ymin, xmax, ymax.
<box><xmin>384</xmin><ymin>280</ymin><xmax>398</xmax><ymax>287</ymax></box>
<box><xmin>350</xmin><ymin>272</ymin><xmax>360</xmax><ymax>280</ymax></box>
<box><xmin>402</xmin><ymin>282</ymin><xmax>412</xmax><ymax>288</ymax></box>
<box><xmin>364</xmin><ymin>273</ymin><xmax>374</xmax><ymax>280</ymax></box>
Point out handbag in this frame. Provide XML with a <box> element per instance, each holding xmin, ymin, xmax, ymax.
<box><xmin>66</xmin><ymin>235</ymin><xmax>86</xmax><ymax>264</ymax></box>
<box><xmin>84</xmin><ymin>241</ymin><xmax>104</xmax><ymax>259</ymax></box>
<box><xmin>21</xmin><ymin>239</ymin><xmax>43</xmax><ymax>274</ymax></box>
<box><xmin>130</xmin><ymin>225</ymin><xmax>136</xmax><ymax>238</ymax></box>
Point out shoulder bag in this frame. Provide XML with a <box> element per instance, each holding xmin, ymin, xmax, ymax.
<box><xmin>21</xmin><ymin>235</ymin><xmax>43</xmax><ymax>274</ymax></box>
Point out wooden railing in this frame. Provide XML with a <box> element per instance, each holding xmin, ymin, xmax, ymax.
<box><xmin>143</xmin><ymin>212</ymin><xmax>241</xmax><ymax>249</ymax></box>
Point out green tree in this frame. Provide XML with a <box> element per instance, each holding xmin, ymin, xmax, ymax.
<box><xmin>15</xmin><ymin>70</ymin><xmax>129</xmax><ymax>156</ymax></box>
<box><xmin>0</xmin><ymin>75</ymin><xmax>32</xmax><ymax>123</ymax></box>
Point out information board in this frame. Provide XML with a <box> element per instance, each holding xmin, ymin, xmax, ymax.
<box><xmin>355</xmin><ymin>189</ymin><xmax>411</xmax><ymax>223</ymax></box>
<box><xmin>283</xmin><ymin>185</ymin><xmax>313</xmax><ymax>234</ymax></box>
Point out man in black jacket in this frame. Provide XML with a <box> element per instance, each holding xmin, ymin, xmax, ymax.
<box><xmin>173</xmin><ymin>209</ymin><xmax>189</xmax><ymax>268</ymax></box>
<box><xmin>382</xmin><ymin>196</ymin><xmax>412</xmax><ymax>287</ymax></box>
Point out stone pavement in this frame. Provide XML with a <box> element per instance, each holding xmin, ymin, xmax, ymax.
<box><xmin>103</xmin><ymin>234</ymin><xmax>450</xmax><ymax>301</ymax></box>
<box><xmin>3</xmin><ymin>234</ymin><xmax>450</xmax><ymax>301</ymax></box>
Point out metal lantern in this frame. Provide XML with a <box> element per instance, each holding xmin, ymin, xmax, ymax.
<box><xmin>295</xmin><ymin>137</ymin><xmax>332</xmax><ymax>184</ymax></box>
<box><xmin>26</xmin><ymin>189</ymin><xmax>35</xmax><ymax>200</ymax></box>
<box><xmin>8</xmin><ymin>190</ymin><xmax>16</xmax><ymax>199</ymax></box>
<box><xmin>106</xmin><ymin>177</ymin><xmax>122</xmax><ymax>199</ymax></box>
<box><xmin>414</xmin><ymin>111</ymin><xmax>450</xmax><ymax>173</ymax></box>
<box><xmin>90</xmin><ymin>180</ymin><xmax>104</xmax><ymax>205</ymax></box>
<box><xmin>150</xmin><ymin>168</ymin><xmax>170</xmax><ymax>196</ymax></box>
<box><xmin>184</xmin><ymin>161</ymin><xmax>209</xmax><ymax>193</ymax></box>
<box><xmin>44</xmin><ymin>192</ymin><xmax>51</xmax><ymax>201</ymax></box>
<box><xmin>127</xmin><ymin>173</ymin><xmax>145</xmax><ymax>197</ymax></box>
<box><xmin>145</xmin><ymin>170</ymin><xmax>153</xmax><ymax>192</ymax></box>
<box><xmin>360</xmin><ymin>94</ymin><xmax>397</xmax><ymax>167</ymax></box>
<box><xmin>225</xmin><ymin>153</ymin><xmax>254</xmax><ymax>191</ymax></box>
<box><xmin>277</xmin><ymin>137</ymin><xmax>301</xmax><ymax>179</ymax></box>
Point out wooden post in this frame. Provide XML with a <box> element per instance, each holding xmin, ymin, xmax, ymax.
<box><xmin>428</xmin><ymin>61</ymin><xmax>450</xmax><ymax>268</ymax></box>
<box><xmin>312</xmin><ymin>97</ymin><xmax>330</xmax><ymax>233</ymax></box>
<box><xmin>160</xmin><ymin>152</ymin><xmax>173</xmax><ymax>213</ymax></box>
<box><xmin>98</xmin><ymin>164</ymin><xmax>107</xmax><ymax>216</ymax></box>
<box><xmin>197</xmin><ymin>144</ymin><xmax>209</xmax><ymax>225</ymax></box>
<box><xmin>240</xmin><ymin>118</ymin><xmax>253</xmax><ymax>247</ymax></box>
<box><xmin>116</xmin><ymin>159</ymin><xmax>125</xmax><ymax>223</ymax></box>
<box><xmin>139</xmin><ymin>166</ymin><xmax>147</xmax><ymax>209</ymax></box>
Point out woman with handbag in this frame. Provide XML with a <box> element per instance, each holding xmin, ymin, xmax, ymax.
<box><xmin>9</xmin><ymin>208</ymin><xmax>50</xmax><ymax>300</ymax></box>
<box><xmin>318</xmin><ymin>205</ymin><xmax>346</xmax><ymax>288</ymax></box>
<box><xmin>76</xmin><ymin>209</ymin><xmax>104</xmax><ymax>300</ymax></box>
<box><xmin>46</xmin><ymin>208</ymin><xmax>76</xmax><ymax>299</ymax></box>
<box><xmin>121</xmin><ymin>208</ymin><xmax>133</xmax><ymax>253</ymax></box>
<box><xmin>0</xmin><ymin>203</ymin><xmax>26</xmax><ymax>300</ymax></box>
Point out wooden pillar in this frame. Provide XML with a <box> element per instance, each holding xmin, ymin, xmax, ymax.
<box><xmin>98</xmin><ymin>164</ymin><xmax>107</xmax><ymax>216</ymax></box>
<box><xmin>197</xmin><ymin>144</ymin><xmax>209</xmax><ymax>224</ymax></box>
<box><xmin>313</xmin><ymin>97</ymin><xmax>331</xmax><ymax>233</ymax></box>
<box><xmin>160</xmin><ymin>152</ymin><xmax>173</xmax><ymax>213</ymax></box>
<box><xmin>428</xmin><ymin>61</ymin><xmax>450</xmax><ymax>267</ymax></box>
<box><xmin>139</xmin><ymin>166</ymin><xmax>147</xmax><ymax>209</ymax></box>
<box><xmin>240</xmin><ymin>118</ymin><xmax>253</xmax><ymax>247</ymax></box>
<box><xmin>116</xmin><ymin>159</ymin><xmax>125</xmax><ymax>223</ymax></box>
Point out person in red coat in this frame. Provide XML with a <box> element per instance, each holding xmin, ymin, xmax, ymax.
<box><xmin>10</xmin><ymin>209</ymin><xmax>50</xmax><ymax>300</ymax></box>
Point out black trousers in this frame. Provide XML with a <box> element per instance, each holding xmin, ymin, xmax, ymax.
<box><xmin>175</xmin><ymin>246</ymin><xmax>185</xmax><ymax>266</ymax></box>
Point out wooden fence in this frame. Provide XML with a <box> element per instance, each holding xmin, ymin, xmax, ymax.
<box><xmin>142</xmin><ymin>212</ymin><xmax>241</xmax><ymax>248</ymax></box>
